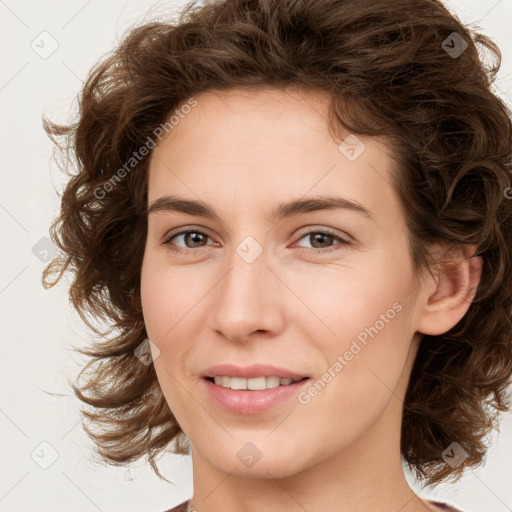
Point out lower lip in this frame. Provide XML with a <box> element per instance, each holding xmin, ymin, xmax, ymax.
<box><xmin>202</xmin><ymin>378</ymin><xmax>310</xmax><ymax>415</ymax></box>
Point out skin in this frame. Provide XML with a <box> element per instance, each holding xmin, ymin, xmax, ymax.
<box><xmin>140</xmin><ymin>87</ymin><xmax>482</xmax><ymax>512</ymax></box>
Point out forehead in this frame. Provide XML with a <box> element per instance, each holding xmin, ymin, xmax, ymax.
<box><xmin>147</xmin><ymin>87</ymin><xmax>403</xmax><ymax>226</ymax></box>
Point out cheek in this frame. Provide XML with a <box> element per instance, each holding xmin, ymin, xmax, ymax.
<box><xmin>140</xmin><ymin>260</ymin><xmax>190</xmax><ymax>416</ymax></box>
<box><xmin>140</xmin><ymin>253</ymin><xmax>185</xmax><ymax>349</ymax></box>
<box><xmin>140</xmin><ymin>260</ymin><xmax>166</xmax><ymax>340</ymax></box>
<box><xmin>140</xmin><ymin>256</ymin><xmax>202</xmax><ymax>373</ymax></box>
<box><xmin>307</xmin><ymin>267</ymin><xmax>409</xmax><ymax>345</ymax></box>
<box><xmin>297</xmin><ymin>303</ymin><xmax>413</xmax><ymax>451</ymax></box>
<box><xmin>311</xmin><ymin>257</ymin><xmax>415</xmax><ymax>389</ymax></box>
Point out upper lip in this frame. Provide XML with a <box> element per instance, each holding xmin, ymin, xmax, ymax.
<box><xmin>201</xmin><ymin>364</ymin><xmax>309</xmax><ymax>380</ymax></box>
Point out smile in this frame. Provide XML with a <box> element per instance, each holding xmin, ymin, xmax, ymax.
<box><xmin>202</xmin><ymin>376</ymin><xmax>311</xmax><ymax>415</ymax></box>
<box><xmin>208</xmin><ymin>375</ymin><xmax>306</xmax><ymax>390</ymax></box>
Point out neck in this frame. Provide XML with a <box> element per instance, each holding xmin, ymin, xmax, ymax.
<box><xmin>189</xmin><ymin>397</ymin><xmax>431</xmax><ymax>511</ymax></box>
<box><xmin>188</xmin><ymin>336</ymin><xmax>432</xmax><ymax>512</ymax></box>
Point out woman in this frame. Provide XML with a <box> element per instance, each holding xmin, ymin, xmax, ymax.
<box><xmin>42</xmin><ymin>1</ymin><xmax>512</xmax><ymax>511</ymax></box>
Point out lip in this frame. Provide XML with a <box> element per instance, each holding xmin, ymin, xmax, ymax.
<box><xmin>201</xmin><ymin>377</ymin><xmax>310</xmax><ymax>415</ymax></box>
<box><xmin>200</xmin><ymin>363</ymin><xmax>309</xmax><ymax>380</ymax></box>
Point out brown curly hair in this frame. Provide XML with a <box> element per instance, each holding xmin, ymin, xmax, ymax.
<box><xmin>41</xmin><ymin>0</ymin><xmax>512</xmax><ymax>486</ymax></box>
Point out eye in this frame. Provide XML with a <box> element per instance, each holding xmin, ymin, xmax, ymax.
<box><xmin>162</xmin><ymin>227</ymin><xmax>351</xmax><ymax>255</ymax></box>
<box><xmin>294</xmin><ymin>228</ymin><xmax>351</xmax><ymax>254</ymax></box>
<box><xmin>163</xmin><ymin>229</ymin><xmax>215</xmax><ymax>253</ymax></box>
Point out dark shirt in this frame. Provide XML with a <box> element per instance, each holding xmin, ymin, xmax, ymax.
<box><xmin>430</xmin><ymin>502</ymin><xmax>464</xmax><ymax>511</ymax></box>
<box><xmin>161</xmin><ymin>498</ymin><xmax>464</xmax><ymax>511</ymax></box>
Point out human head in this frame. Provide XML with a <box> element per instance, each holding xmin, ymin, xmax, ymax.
<box><xmin>42</xmin><ymin>0</ymin><xmax>512</xmax><ymax>487</ymax></box>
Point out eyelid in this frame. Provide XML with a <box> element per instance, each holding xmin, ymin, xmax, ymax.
<box><xmin>162</xmin><ymin>225</ymin><xmax>218</xmax><ymax>248</ymax></box>
<box><xmin>293</xmin><ymin>225</ymin><xmax>352</xmax><ymax>243</ymax></box>
<box><xmin>290</xmin><ymin>226</ymin><xmax>352</xmax><ymax>253</ymax></box>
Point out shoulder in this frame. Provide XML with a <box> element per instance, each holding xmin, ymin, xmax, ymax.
<box><xmin>160</xmin><ymin>498</ymin><xmax>464</xmax><ymax>512</ymax></box>
<box><xmin>159</xmin><ymin>499</ymin><xmax>191</xmax><ymax>512</ymax></box>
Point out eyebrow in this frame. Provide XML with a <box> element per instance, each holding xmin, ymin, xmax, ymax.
<box><xmin>146</xmin><ymin>194</ymin><xmax>373</xmax><ymax>221</ymax></box>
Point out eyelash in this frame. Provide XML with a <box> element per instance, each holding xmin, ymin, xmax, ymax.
<box><xmin>162</xmin><ymin>228</ymin><xmax>351</xmax><ymax>255</ymax></box>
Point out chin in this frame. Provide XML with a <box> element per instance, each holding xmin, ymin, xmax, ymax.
<box><xmin>194</xmin><ymin>437</ymin><xmax>315</xmax><ymax>479</ymax></box>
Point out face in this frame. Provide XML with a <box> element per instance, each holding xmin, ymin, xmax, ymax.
<box><xmin>141</xmin><ymin>87</ymin><xmax>426</xmax><ymax>479</ymax></box>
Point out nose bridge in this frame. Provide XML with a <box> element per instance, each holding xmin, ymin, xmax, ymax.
<box><xmin>220</xmin><ymin>240</ymin><xmax>270</xmax><ymax>311</ymax></box>
<box><xmin>211</xmin><ymin>236</ymin><xmax>281</xmax><ymax>338</ymax></box>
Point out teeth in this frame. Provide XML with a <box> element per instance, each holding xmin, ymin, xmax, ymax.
<box><xmin>212</xmin><ymin>376</ymin><xmax>298</xmax><ymax>390</ymax></box>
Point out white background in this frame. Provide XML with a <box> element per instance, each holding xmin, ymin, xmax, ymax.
<box><xmin>0</xmin><ymin>1</ymin><xmax>511</xmax><ymax>511</ymax></box>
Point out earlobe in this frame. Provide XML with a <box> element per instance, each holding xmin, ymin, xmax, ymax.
<box><xmin>416</xmin><ymin>245</ymin><xmax>483</xmax><ymax>336</ymax></box>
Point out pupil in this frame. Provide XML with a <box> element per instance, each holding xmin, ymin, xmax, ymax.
<box><xmin>312</xmin><ymin>233</ymin><xmax>331</xmax><ymax>248</ymax></box>
<box><xmin>187</xmin><ymin>232</ymin><xmax>205</xmax><ymax>247</ymax></box>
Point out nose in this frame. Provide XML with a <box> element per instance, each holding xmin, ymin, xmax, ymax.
<box><xmin>209</xmin><ymin>244</ymin><xmax>285</xmax><ymax>343</ymax></box>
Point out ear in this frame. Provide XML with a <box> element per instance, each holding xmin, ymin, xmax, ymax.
<box><xmin>416</xmin><ymin>242</ymin><xmax>483</xmax><ymax>336</ymax></box>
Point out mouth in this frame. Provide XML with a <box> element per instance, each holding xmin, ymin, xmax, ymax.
<box><xmin>202</xmin><ymin>375</ymin><xmax>311</xmax><ymax>414</ymax></box>
<box><xmin>204</xmin><ymin>375</ymin><xmax>310</xmax><ymax>390</ymax></box>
